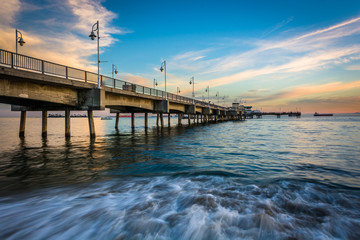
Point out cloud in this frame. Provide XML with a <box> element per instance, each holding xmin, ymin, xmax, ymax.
<box><xmin>346</xmin><ymin>64</ymin><xmax>360</xmax><ymax>70</ymax></box>
<box><xmin>251</xmin><ymin>80</ymin><xmax>360</xmax><ymax>104</ymax></box>
<box><xmin>168</xmin><ymin>15</ymin><xmax>360</xmax><ymax>93</ymax></box>
<box><xmin>261</xmin><ymin>16</ymin><xmax>294</xmax><ymax>37</ymax></box>
<box><xmin>0</xmin><ymin>0</ymin><xmax>130</xmax><ymax>71</ymax></box>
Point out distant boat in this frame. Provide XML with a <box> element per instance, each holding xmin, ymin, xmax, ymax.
<box><xmin>101</xmin><ymin>116</ymin><xmax>112</xmax><ymax>120</ymax></box>
<box><xmin>314</xmin><ymin>112</ymin><xmax>333</xmax><ymax>116</ymax></box>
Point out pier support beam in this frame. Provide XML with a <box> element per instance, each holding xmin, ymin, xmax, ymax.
<box><xmin>197</xmin><ymin>114</ymin><xmax>199</xmax><ymax>124</ymax></box>
<box><xmin>145</xmin><ymin>113</ymin><xmax>148</xmax><ymax>129</ymax></box>
<box><xmin>115</xmin><ymin>112</ymin><xmax>120</xmax><ymax>129</ymax></box>
<box><xmin>188</xmin><ymin>114</ymin><xmax>191</xmax><ymax>125</ymax></box>
<box><xmin>156</xmin><ymin>113</ymin><xmax>159</xmax><ymax>127</ymax></box>
<box><xmin>168</xmin><ymin>113</ymin><xmax>171</xmax><ymax>127</ymax></box>
<box><xmin>178</xmin><ymin>114</ymin><xmax>182</xmax><ymax>126</ymax></box>
<box><xmin>160</xmin><ymin>113</ymin><xmax>164</xmax><ymax>128</ymax></box>
<box><xmin>131</xmin><ymin>113</ymin><xmax>135</xmax><ymax>129</ymax></box>
<box><xmin>65</xmin><ymin>110</ymin><xmax>70</xmax><ymax>138</ymax></box>
<box><xmin>88</xmin><ymin>110</ymin><xmax>95</xmax><ymax>138</ymax></box>
<box><xmin>19</xmin><ymin>110</ymin><xmax>26</xmax><ymax>137</ymax></box>
<box><xmin>42</xmin><ymin>110</ymin><xmax>47</xmax><ymax>137</ymax></box>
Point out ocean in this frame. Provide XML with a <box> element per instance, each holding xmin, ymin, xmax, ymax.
<box><xmin>0</xmin><ymin>114</ymin><xmax>359</xmax><ymax>239</ymax></box>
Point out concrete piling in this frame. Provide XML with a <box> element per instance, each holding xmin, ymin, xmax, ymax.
<box><xmin>115</xmin><ymin>112</ymin><xmax>119</xmax><ymax>129</ymax></box>
<box><xmin>145</xmin><ymin>112</ymin><xmax>148</xmax><ymax>129</ymax></box>
<box><xmin>65</xmin><ymin>110</ymin><xmax>70</xmax><ymax>138</ymax></box>
<box><xmin>160</xmin><ymin>113</ymin><xmax>164</xmax><ymax>128</ymax></box>
<box><xmin>88</xmin><ymin>110</ymin><xmax>95</xmax><ymax>138</ymax></box>
<box><xmin>168</xmin><ymin>113</ymin><xmax>171</xmax><ymax>127</ymax></box>
<box><xmin>131</xmin><ymin>113</ymin><xmax>135</xmax><ymax>129</ymax></box>
<box><xmin>19</xmin><ymin>110</ymin><xmax>26</xmax><ymax>137</ymax></box>
<box><xmin>178</xmin><ymin>113</ymin><xmax>182</xmax><ymax>126</ymax></box>
<box><xmin>42</xmin><ymin>110</ymin><xmax>47</xmax><ymax>137</ymax></box>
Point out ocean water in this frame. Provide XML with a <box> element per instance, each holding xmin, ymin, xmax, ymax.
<box><xmin>0</xmin><ymin>114</ymin><xmax>359</xmax><ymax>239</ymax></box>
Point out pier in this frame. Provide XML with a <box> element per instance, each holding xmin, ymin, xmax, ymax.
<box><xmin>247</xmin><ymin>111</ymin><xmax>301</xmax><ymax>118</ymax></box>
<box><xmin>0</xmin><ymin>49</ymin><xmax>245</xmax><ymax>138</ymax></box>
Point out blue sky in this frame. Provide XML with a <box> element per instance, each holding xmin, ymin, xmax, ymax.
<box><xmin>1</xmin><ymin>0</ymin><xmax>360</xmax><ymax>113</ymax></box>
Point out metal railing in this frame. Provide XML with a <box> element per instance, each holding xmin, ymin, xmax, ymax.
<box><xmin>0</xmin><ymin>48</ymin><xmax>228</xmax><ymax>111</ymax></box>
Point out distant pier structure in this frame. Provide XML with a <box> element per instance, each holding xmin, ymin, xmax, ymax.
<box><xmin>248</xmin><ymin>111</ymin><xmax>301</xmax><ymax>118</ymax></box>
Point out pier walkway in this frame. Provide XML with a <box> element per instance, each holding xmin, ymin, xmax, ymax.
<box><xmin>0</xmin><ymin>49</ymin><xmax>245</xmax><ymax>138</ymax></box>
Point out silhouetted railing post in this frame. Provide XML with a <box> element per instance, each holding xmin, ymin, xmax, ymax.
<box><xmin>11</xmin><ymin>53</ymin><xmax>14</xmax><ymax>68</ymax></box>
<box><xmin>41</xmin><ymin>60</ymin><xmax>44</xmax><ymax>74</ymax></box>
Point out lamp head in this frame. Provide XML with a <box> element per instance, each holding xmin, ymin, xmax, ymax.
<box><xmin>89</xmin><ymin>31</ymin><xmax>96</xmax><ymax>40</ymax></box>
<box><xmin>160</xmin><ymin>66</ymin><xmax>164</xmax><ymax>72</ymax></box>
<box><xmin>189</xmin><ymin>80</ymin><xmax>192</xmax><ymax>85</ymax></box>
<box><xmin>18</xmin><ymin>37</ymin><xmax>25</xmax><ymax>46</ymax></box>
<box><xmin>115</xmin><ymin>68</ymin><xmax>118</xmax><ymax>74</ymax></box>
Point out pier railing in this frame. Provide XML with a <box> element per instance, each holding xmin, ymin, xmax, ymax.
<box><xmin>0</xmin><ymin>49</ymin><xmax>227</xmax><ymax>111</ymax></box>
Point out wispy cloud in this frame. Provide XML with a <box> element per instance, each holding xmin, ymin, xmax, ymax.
<box><xmin>169</xmin><ymin>16</ymin><xmax>360</xmax><ymax>92</ymax></box>
<box><xmin>0</xmin><ymin>0</ymin><xmax>130</xmax><ymax>71</ymax></box>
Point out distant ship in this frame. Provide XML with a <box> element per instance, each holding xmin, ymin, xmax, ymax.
<box><xmin>314</xmin><ymin>112</ymin><xmax>333</xmax><ymax>116</ymax></box>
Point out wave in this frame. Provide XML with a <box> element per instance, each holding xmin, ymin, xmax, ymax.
<box><xmin>1</xmin><ymin>175</ymin><xmax>359</xmax><ymax>239</ymax></box>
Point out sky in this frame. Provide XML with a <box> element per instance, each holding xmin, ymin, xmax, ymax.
<box><xmin>1</xmin><ymin>0</ymin><xmax>360</xmax><ymax>113</ymax></box>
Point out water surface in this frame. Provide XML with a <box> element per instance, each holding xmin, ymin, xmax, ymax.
<box><xmin>0</xmin><ymin>115</ymin><xmax>359</xmax><ymax>239</ymax></box>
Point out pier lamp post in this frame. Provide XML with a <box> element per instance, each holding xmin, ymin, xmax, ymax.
<box><xmin>189</xmin><ymin>76</ymin><xmax>195</xmax><ymax>104</ymax></box>
<box><xmin>177</xmin><ymin>87</ymin><xmax>181</xmax><ymax>95</ymax></box>
<box><xmin>15</xmin><ymin>29</ymin><xmax>26</xmax><ymax>68</ymax></box>
<box><xmin>159</xmin><ymin>60</ymin><xmax>167</xmax><ymax>100</ymax></box>
<box><xmin>89</xmin><ymin>20</ymin><xmax>101</xmax><ymax>89</ymax></box>
<box><xmin>205</xmin><ymin>86</ymin><xmax>210</xmax><ymax>106</ymax></box>
<box><xmin>153</xmin><ymin>78</ymin><xmax>158</xmax><ymax>89</ymax></box>
<box><xmin>112</xmin><ymin>64</ymin><xmax>118</xmax><ymax>79</ymax></box>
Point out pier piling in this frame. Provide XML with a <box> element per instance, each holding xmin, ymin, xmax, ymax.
<box><xmin>88</xmin><ymin>110</ymin><xmax>95</xmax><ymax>138</ymax></box>
<box><xmin>145</xmin><ymin>112</ymin><xmax>148</xmax><ymax>129</ymax></box>
<box><xmin>42</xmin><ymin>110</ymin><xmax>47</xmax><ymax>137</ymax></box>
<box><xmin>65</xmin><ymin>110</ymin><xmax>70</xmax><ymax>138</ymax></box>
<box><xmin>131</xmin><ymin>113</ymin><xmax>135</xmax><ymax>129</ymax></box>
<box><xmin>115</xmin><ymin>112</ymin><xmax>119</xmax><ymax>129</ymax></box>
<box><xmin>19</xmin><ymin>110</ymin><xmax>26</xmax><ymax>137</ymax></box>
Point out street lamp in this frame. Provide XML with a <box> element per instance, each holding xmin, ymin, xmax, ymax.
<box><xmin>205</xmin><ymin>86</ymin><xmax>210</xmax><ymax>106</ymax></box>
<box><xmin>89</xmin><ymin>20</ymin><xmax>100</xmax><ymax>89</ymax></box>
<box><xmin>112</xmin><ymin>64</ymin><xmax>118</xmax><ymax>79</ymax></box>
<box><xmin>216</xmin><ymin>92</ymin><xmax>220</xmax><ymax>104</ymax></box>
<box><xmin>159</xmin><ymin>60</ymin><xmax>167</xmax><ymax>100</ymax></box>
<box><xmin>177</xmin><ymin>87</ymin><xmax>181</xmax><ymax>95</ymax></box>
<box><xmin>189</xmin><ymin>76</ymin><xmax>195</xmax><ymax>104</ymax></box>
<box><xmin>15</xmin><ymin>29</ymin><xmax>25</xmax><ymax>68</ymax></box>
<box><xmin>153</xmin><ymin>78</ymin><xmax>158</xmax><ymax>89</ymax></box>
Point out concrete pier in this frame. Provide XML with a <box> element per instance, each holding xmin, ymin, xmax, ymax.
<box><xmin>42</xmin><ymin>110</ymin><xmax>47</xmax><ymax>137</ymax></box>
<box><xmin>188</xmin><ymin>114</ymin><xmax>191</xmax><ymax>125</ymax></box>
<box><xmin>65</xmin><ymin>110</ymin><xmax>70</xmax><ymax>138</ymax></box>
<box><xmin>88</xmin><ymin>110</ymin><xmax>95</xmax><ymax>138</ymax></box>
<box><xmin>178</xmin><ymin>114</ymin><xmax>182</xmax><ymax>126</ymax></box>
<box><xmin>19</xmin><ymin>110</ymin><xmax>26</xmax><ymax>137</ymax></box>
<box><xmin>156</xmin><ymin>113</ymin><xmax>159</xmax><ymax>127</ymax></box>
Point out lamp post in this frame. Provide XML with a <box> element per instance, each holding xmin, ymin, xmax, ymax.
<box><xmin>153</xmin><ymin>78</ymin><xmax>158</xmax><ymax>89</ymax></box>
<box><xmin>15</xmin><ymin>29</ymin><xmax>25</xmax><ymax>68</ymax></box>
<box><xmin>159</xmin><ymin>60</ymin><xmax>167</xmax><ymax>100</ymax></box>
<box><xmin>205</xmin><ymin>86</ymin><xmax>210</xmax><ymax>106</ymax></box>
<box><xmin>189</xmin><ymin>76</ymin><xmax>195</xmax><ymax>104</ymax></box>
<box><xmin>89</xmin><ymin>20</ymin><xmax>100</xmax><ymax>89</ymax></box>
<box><xmin>112</xmin><ymin>64</ymin><xmax>118</xmax><ymax>79</ymax></box>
